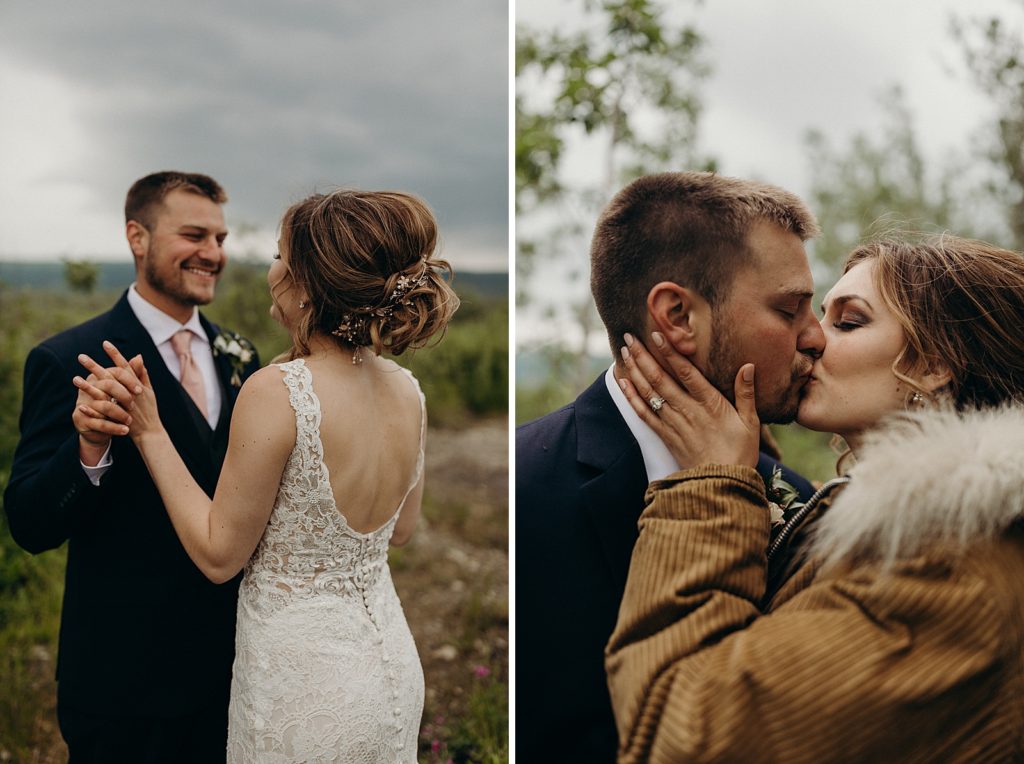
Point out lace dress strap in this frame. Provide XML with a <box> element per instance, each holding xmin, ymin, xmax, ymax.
<box><xmin>274</xmin><ymin>358</ymin><xmax>329</xmax><ymax>496</ymax></box>
<box><xmin>395</xmin><ymin>365</ymin><xmax>426</xmax><ymax>508</ymax></box>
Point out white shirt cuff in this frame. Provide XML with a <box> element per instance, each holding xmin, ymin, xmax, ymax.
<box><xmin>81</xmin><ymin>443</ymin><xmax>113</xmax><ymax>486</ymax></box>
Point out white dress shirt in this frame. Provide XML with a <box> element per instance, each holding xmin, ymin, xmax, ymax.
<box><xmin>81</xmin><ymin>286</ymin><xmax>223</xmax><ymax>484</ymax></box>
<box><xmin>604</xmin><ymin>364</ymin><xmax>681</xmax><ymax>482</ymax></box>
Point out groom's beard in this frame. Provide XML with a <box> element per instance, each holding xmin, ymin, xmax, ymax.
<box><xmin>705</xmin><ymin>324</ymin><xmax>807</xmax><ymax>425</ymax></box>
<box><xmin>143</xmin><ymin>245</ymin><xmax>219</xmax><ymax>308</ymax></box>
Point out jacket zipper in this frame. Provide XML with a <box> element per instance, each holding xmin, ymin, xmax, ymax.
<box><xmin>766</xmin><ymin>476</ymin><xmax>851</xmax><ymax>563</ymax></box>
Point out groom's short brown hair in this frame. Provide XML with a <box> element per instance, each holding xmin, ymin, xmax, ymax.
<box><xmin>590</xmin><ymin>171</ymin><xmax>819</xmax><ymax>354</ymax></box>
<box><xmin>125</xmin><ymin>171</ymin><xmax>227</xmax><ymax>231</ymax></box>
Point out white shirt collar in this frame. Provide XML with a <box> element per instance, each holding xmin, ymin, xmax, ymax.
<box><xmin>604</xmin><ymin>364</ymin><xmax>680</xmax><ymax>482</ymax></box>
<box><xmin>127</xmin><ymin>284</ymin><xmax>206</xmax><ymax>346</ymax></box>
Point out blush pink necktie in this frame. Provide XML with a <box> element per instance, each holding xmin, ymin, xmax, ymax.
<box><xmin>170</xmin><ymin>329</ymin><xmax>208</xmax><ymax>418</ymax></box>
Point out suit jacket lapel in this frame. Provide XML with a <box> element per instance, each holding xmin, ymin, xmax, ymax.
<box><xmin>200</xmin><ymin>315</ymin><xmax>242</xmax><ymax>413</ymax></box>
<box><xmin>575</xmin><ymin>375</ymin><xmax>649</xmax><ymax>593</ymax></box>
<box><xmin>106</xmin><ymin>293</ymin><xmax>218</xmax><ymax>490</ymax></box>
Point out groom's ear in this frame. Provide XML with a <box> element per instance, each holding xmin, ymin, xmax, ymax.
<box><xmin>126</xmin><ymin>220</ymin><xmax>149</xmax><ymax>261</ymax></box>
<box><xmin>646</xmin><ymin>281</ymin><xmax>711</xmax><ymax>356</ymax></box>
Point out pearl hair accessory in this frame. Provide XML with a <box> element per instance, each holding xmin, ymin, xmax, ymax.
<box><xmin>331</xmin><ymin>261</ymin><xmax>430</xmax><ymax>346</ymax></box>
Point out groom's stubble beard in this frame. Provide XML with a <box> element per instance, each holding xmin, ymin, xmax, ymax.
<box><xmin>704</xmin><ymin>312</ymin><xmax>806</xmax><ymax>425</ymax></box>
<box><xmin>143</xmin><ymin>241</ymin><xmax>218</xmax><ymax>309</ymax></box>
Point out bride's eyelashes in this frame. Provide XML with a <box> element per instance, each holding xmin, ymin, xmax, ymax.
<box><xmin>832</xmin><ymin>312</ymin><xmax>868</xmax><ymax>331</ymax></box>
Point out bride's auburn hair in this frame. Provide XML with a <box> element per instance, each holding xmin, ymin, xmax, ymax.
<box><xmin>277</xmin><ymin>189</ymin><xmax>459</xmax><ymax>358</ymax></box>
<box><xmin>845</xmin><ymin>234</ymin><xmax>1024</xmax><ymax>409</ymax></box>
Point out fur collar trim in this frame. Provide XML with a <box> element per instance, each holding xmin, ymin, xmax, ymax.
<box><xmin>810</xmin><ymin>405</ymin><xmax>1024</xmax><ymax>569</ymax></box>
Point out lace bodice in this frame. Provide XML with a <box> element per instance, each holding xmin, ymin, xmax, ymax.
<box><xmin>240</xmin><ymin>358</ymin><xmax>425</xmax><ymax>615</ymax></box>
<box><xmin>227</xmin><ymin>358</ymin><xmax>426</xmax><ymax>763</ymax></box>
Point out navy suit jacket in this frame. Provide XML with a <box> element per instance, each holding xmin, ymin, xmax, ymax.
<box><xmin>4</xmin><ymin>291</ymin><xmax>260</xmax><ymax>717</ymax></box>
<box><xmin>516</xmin><ymin>373</ymin><xmax>815</xmax><ymax>763</ymax></box>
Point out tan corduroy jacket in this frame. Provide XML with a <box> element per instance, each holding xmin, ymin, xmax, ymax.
<box><xmin>606</xmin><ymin>406</ymin><xmax>1024</xmax><ymax>763</ymax></box>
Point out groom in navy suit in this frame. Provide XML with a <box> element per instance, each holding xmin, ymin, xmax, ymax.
<box><xmin>4</xmin><ymin>171</ymin><xmax>260</xmax><ymax>763</ymax></box>
<box><xmin>517</xmin><ymin>172</ymin><xmax>827</xmax><ymax>763</ymax></box>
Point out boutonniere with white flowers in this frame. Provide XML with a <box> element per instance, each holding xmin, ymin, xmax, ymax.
<box><xmin>766</xmin><ymin>466</ymin><xmax>806</xmax><ymax>528</ymax></box>
<box><xmin>212</xmin><ymin>331</ymin><xmax>255</xmax><ymax>387</ymax></box>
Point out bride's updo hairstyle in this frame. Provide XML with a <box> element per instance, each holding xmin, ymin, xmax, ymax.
<box><xmin>844</xmin><ymin>234</ymin><xmax>1024</xmax><ymax>409</ymax></box>
<box><xmin>279</xmin><ymin>189</ymin><xmax>459</xmax><ymax>358</ymax></box>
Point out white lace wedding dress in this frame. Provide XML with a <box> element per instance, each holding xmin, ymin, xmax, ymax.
<box><xmin>226</xmin><ymin>359</ymin><xmax>425</xmax><ymax>763</ymax></box>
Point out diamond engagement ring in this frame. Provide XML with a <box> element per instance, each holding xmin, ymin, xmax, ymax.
<box><xmin>648</xmin><ymin>395</ymin><xmax>665</xmax><ymax>412</ymax></box>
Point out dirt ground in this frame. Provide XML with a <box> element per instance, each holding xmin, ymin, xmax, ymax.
<box><xmin>395</xmin><ymin>417</ymin><xmax>510</xmax><ymax>757</ymax></box>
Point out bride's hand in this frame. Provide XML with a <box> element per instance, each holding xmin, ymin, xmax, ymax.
<box><xmin>76</xmin><ymin>341</ymin><xmax>161</xmax><ymax>442</ymax></box>
<box><xmin>619</xmin><ymin>332</ymin><xmax>760</xmax><ymax>469</ymax></box>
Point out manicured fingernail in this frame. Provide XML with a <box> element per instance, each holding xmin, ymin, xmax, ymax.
<box><xmin>620</xmin><ymin>345</ymin><xmax>630</xmax><ymax>361</ymax></box>
<box><xmin>651</xmin><ymin>332</ymin><xmax>665</xmax><ymax>348</ymax></box>
<box><xmin>103</xmin><ymin>340</ymin><xmax>112</xmax><ymax>347</ymax></box>
<box><xmin>743</xmin><ymin>365</ymin><xmax>754</xmax><ymax>382</ymax></box>
<box><xmin>121</xmin><ymin>426</ymin><xmax>129</xmax><ymax>434</ymax></box>
<box><xmin>624</xmin><ymin>333</ymin><xmax>634</xmax><ymax>347</ymax></box>
<box><xmin>73</xmin><ymin>376</ymin><xmax>83</xmax><ymax>384</ymax></box>
<box><xmin>618</xmin><ymin>379</ymin><xmax>627</xmax><ymax>391</ymax></box>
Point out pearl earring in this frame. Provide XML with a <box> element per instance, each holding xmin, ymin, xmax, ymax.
<box><xmin>910</xmin><ymin>392</ymin><xmax>924</xmax><ymax>406</ymax></box>
<box><xmin>298</xmin><ymin>301</ymin><xmax>306</xmax><ymax>309</ymax></box>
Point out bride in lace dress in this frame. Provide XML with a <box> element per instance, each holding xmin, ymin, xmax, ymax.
<box><xmin>82</xmin><ymin>190</ymin><xmax>459</xmax><ymax>762</ymax></box>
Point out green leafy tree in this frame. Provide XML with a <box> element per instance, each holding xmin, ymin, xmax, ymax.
<box><xmin>804</xmin><ymin>87</ymin><xmax>968</xmax><ymax>286</ymax></box>
<box><xmin>62</xmin><ymin>259</ymin><xmax>99</xmax><ymax>294</ymax></box>
<box><xmin>952</xmin><ymin>2</ymin><xmax>1024</xmax><ymax>250</ymax></box>
<box><xmin>516</xmin><ymin>0</ymin><xmax>711</xmax><ymax>394</ymax></box>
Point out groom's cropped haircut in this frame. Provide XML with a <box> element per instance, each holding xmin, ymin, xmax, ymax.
<box><xmin>590</xmin><ymin>171</ymin><xmax>819</xmax><ymax>355</ymax></box>
<box><xmin>125</xmin><ymin>171</ymin><xmax>227</xmax><ymax>232</ymax></box>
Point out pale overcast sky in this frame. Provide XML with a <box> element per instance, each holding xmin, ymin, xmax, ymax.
<box><xmin>0</xmin><ymin>0</ymin><xmax>508</xmax><ymax>271</ymax></box>
<box><xmin>516</xmin><ymin>0</ymin><xmax>1024</xmax><ymax>350</ymax></box>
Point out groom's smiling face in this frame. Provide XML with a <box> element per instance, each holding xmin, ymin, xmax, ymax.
<box><xmin>131</xmin><ymin>189</ymin><xmax>228</xmax><ymax>318</ymax></box>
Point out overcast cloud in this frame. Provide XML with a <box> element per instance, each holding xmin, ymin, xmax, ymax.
<box><xmin>0</xmin><ymin>0</ymin><xmax>508</xmax><ymax>270</ymax></box>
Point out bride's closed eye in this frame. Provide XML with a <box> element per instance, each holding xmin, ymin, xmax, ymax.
<box><xmin>833</xmin><ymin>312</ymin><xmax>868</xmax><ymax>331</ymax></box>
<box><xmin>833</xmin><ymin>320</ymin><xmax>864</xmax><ymax>331</ymax></box>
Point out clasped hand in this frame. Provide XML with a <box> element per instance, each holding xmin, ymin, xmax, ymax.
<box><xmin>618</xmin><ymin>332</ymin><xmax>761</xmax><ymax>469</ymax></box>
<box><xmin>72</xmin><ymin>341</ymin><xmax>160</xmax><ymax>445</ymax></box>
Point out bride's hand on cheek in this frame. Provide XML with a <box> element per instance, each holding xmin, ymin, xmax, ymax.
<box><xmin>618</xmin><ymin>332</ymin><xmax>761</xmax><ymax>469</ymax></box>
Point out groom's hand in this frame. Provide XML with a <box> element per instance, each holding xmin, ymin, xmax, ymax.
<box><xmin>72</xmin><ymin>358</ymin><xmax>141</xmax><ymax>465</ymax></box>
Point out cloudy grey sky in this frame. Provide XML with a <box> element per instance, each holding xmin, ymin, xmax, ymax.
<box><xmin>517</xmin><ymin>0</ymin><xmax>1024</xmax><ymax>350</ymax></box>
<box><xmin>0</xmin><ymin>0</ymin><xmax>508</xmax><ymax>271</ymax></box>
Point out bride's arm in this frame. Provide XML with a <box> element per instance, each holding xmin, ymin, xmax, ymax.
<box><xmin>391</xmin><ymin>473</ymin><xmax>424</xmax><ymax>546</ymax></box>
<box><xmin>78</xmin><ymin>346</ymin><xmax>293</xmax><ymax>583</ymax></box>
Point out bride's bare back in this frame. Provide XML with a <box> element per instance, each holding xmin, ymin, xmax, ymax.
<box><xmin>304</xmin><ymin>352</ymin><xmax>424</xmax><ymax>535</ymax></box>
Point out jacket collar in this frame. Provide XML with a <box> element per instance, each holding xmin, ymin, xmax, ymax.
<box><xmin>575</xmin><ymin>374</ymin><xmax>649</xmax><ymax>591</ymax></box>
<box><xmin>107</xmin><ymin>291</ymin><xmax>231</xmax><ymax>489</ymax></box>
<box><xmin>811</xmin><ymin>405</ymin><xmax>1024</xmax><ymax>568</ymax></box>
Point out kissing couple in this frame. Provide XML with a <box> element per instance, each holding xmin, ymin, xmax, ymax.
<box><xmin>519</xmin><ymin>171</ymin><xmax>1024</xmax><ymax>762</ymax></box>
<box><xmin>6</xmin><ymin>171</ymin><xmax>459</xmax><ymax>763</ymax></box>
